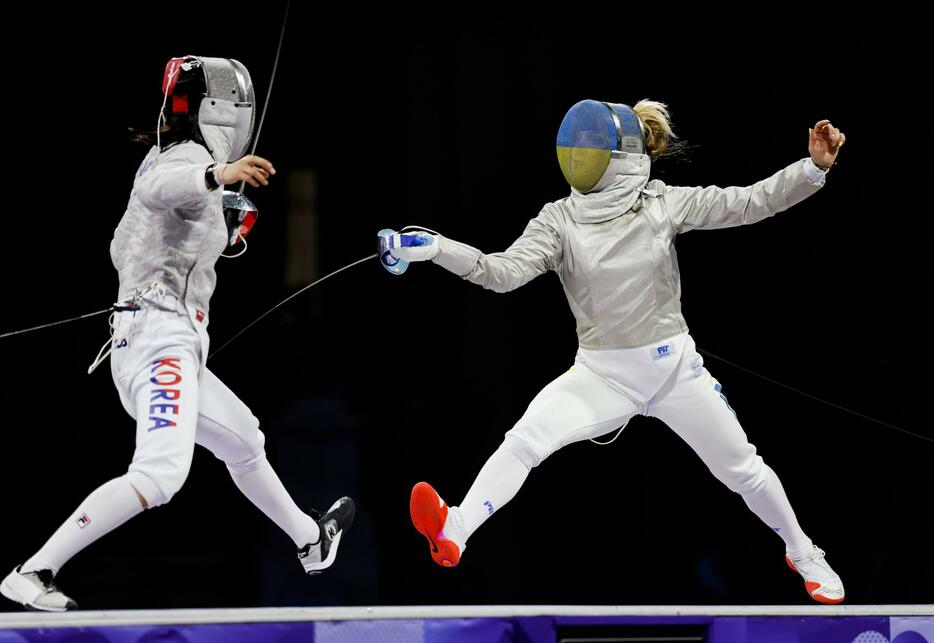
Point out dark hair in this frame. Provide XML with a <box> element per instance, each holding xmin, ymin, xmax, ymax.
<box><xmin>128</xmin><ymin>124</ymin><xmax>172</xmax><ymax>147</ymax></box>
<box><xmin>127</xmin><ymin>113</ymin><xmax>201</xmax><ymax>150</ymax></box>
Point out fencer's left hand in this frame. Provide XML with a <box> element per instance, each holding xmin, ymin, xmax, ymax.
<box><xmin>388</xmin><ymin>232</ymin><xmax>439</xmax><ymax>262</ymax></box>
<box><xmin>219</xmin><ymin>155</ymin><xmax>276</xmax><ymax>188</ymax></box>
<box><xmin>808</xmin><ymin>120</ymin><xmax>846</xmax><ymax>169</ymax></box>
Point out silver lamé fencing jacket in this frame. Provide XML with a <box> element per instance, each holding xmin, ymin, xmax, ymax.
<box><xmin>432</xmin><ymin>154</ymin><xmax>826</xmax><ymax>349</ymax></box>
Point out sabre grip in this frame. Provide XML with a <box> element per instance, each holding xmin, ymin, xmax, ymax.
<box><xmin>392</xmin><ymin>233</ymin><xmax>435</xmax><ymax>249</ymax></box>
<box><xmin>388</xmin><ymin>231</ymin><xmax>439</xmax><ymax>263</ymax></box>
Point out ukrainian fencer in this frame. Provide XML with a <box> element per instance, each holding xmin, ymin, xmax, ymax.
<box><xmin>390</xmin><ymin>100</ymin><xmax>847</xmax><ymax>604</ymax></box>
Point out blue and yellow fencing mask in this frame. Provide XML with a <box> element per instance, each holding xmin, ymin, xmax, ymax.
<box><xmin>556</xmin><ymin>100</ymin><xmax>645</xmax><ymax>193</ymax></box>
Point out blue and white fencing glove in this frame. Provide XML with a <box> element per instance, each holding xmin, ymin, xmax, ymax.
<box><xmin>388</xmin><ymin>232</ymin><xmax>439</xmax><ymax>262</ymax></box>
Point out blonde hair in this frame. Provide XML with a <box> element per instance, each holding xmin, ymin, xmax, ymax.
<box><xmin>633</xmin><ymin>99</ymin><xmax>678</xmax><ymax>159</ymax></box>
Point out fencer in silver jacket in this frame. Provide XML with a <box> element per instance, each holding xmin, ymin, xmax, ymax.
<box><xmin>0</xmin><ymin>57</ymin><xmax>337</xmax><ymax>615</ymax></box>
<box><xmin>111</xmin><ymin>53</ymin><xmax>263</xmax><ymax>331</ymax></box>
<box><xmin>431</xmin><ymin>153</ymin><xmax>828</xmax><ymax>349</ymax></box>
<box><xmin>398</xmin><ymin>103</ymin><xmax>850</xmax><ymax>605</ymax></box>
<box><xmin>111</xmin><ymin>141</ymin><xmax>227</xmax><ymax>322</ymax></box>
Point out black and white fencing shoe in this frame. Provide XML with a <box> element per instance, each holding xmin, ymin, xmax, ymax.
<box><xmin>297</xmin><ymin>496</ymin><xmax>356</xmax><ymax>575</ymax></box>
<box><xmin>1</xmin><ymin>565</ymin><xmax>78</xmax><ymax>612</ymax></box>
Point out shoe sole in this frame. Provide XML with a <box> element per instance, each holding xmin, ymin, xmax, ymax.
<box><xmin>410</xmin><ymin>482</ymin><xmax>460</xmax><ymax>568</ymax></box>
<box><xmin>785</xmin><ymin>556</ymin><xmax>845</xmax><ymax>605</ymax></box>
<box><xmin>1</xmin><ymin>571</ymin><xmax>73</xmax><ymax>612</ymax></box>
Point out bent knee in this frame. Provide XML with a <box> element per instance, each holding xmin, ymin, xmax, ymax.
<box><xmin>128</xmin><ymin>456</ymin><xmax>193</xmax><ymax>508</ymax></box>
<box><xmin>715</xmin><ymin>452</ymin><xmax>768</xmax><ymax>494</ymax></box>
<box><xmin>223</xmin><ymin>428</ymin><xmax>267</xmax><ymax>474</ymax></box>
<box><xmin>502</xmin><ymin>433</ymin><xmax>545</xmax><ymax>469</ymax></box>
<box><xmin>226</xmin><ymin>451</ymin><xmax>269</xmax><ymax>476</ymax></box>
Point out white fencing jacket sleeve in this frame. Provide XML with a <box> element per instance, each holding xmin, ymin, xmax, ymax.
<box><xmin>134</xmin><ymin>146</ymin><xmax>214</xmax><ymax>211</ymax></box>
<box><xmin>431</xmin><ymin>204</ymin><xmax>564</xmax><ymax>293</ymax></box>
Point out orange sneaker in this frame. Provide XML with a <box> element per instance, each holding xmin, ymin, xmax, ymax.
<box><xmin>410</xmin><ymin>482</ymin><xmax>462</xmax><ymax>567</ymax></box>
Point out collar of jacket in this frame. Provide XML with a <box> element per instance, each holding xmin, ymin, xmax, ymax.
<box><xmin>567</xmin><ymin>153</ymin><xmax>651</xmax><ymax>224</ymax></box>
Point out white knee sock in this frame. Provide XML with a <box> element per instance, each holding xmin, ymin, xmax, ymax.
<box><xmin>21</xmin><ymin>475</ymin><xmax>144</xmax><ymax>575</ymax></box>
<box><xmin>228</xmin><ymin>455</ymin><xmax>320</xmax><ymax>548</ymax></box>
<box><xmin>452</xmin><ymin>446</ymin><xmax>530</xmax><ymax>546</ymax></box>
<box><xmin>742</xmin><ymin>465</ymin><xmax>813</xmax><ymax>557</ymax></box>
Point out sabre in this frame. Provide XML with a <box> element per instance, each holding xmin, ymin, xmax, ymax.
<box><xmin>208</xmin><ymin>254</ymin><xmax>377</xmax><ymax>359</ymax></box>
<box><xmin>222</xmin><ymin>0</ymin><xmax>292</xmax><ymax>256</ymax></box>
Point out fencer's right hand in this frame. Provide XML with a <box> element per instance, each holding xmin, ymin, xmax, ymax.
<box><xmin>218</xmin><ymin>155</ymin><xmax>276</xmax><ymax>188</ymax></box>
<box><xmin>388</xmin><ymin>232</ymin><xmax>440</xmax><ymax>262</ymax></box>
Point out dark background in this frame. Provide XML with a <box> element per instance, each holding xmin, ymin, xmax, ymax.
<box><xmin>1</xmin><ymin>3</ymin><xmax>930</xmax><ymax>610</ymax></box>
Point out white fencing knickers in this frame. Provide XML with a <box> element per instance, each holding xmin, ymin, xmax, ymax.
<box><xmin>500</xmin><ymin>333</ymin><xmax>812</xmax><ymax>552</ymax></box>
<box><xmin>110</xmin><ymin>304</ymin><xmax>265</xmax><ymax>508</ymax></box>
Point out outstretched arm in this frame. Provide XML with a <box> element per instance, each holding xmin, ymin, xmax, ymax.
<box><xmin>390</xmin><ymin>208</ymin><xmax>563</xmax><ymax>293</ymax></box>
<box><xmin>663</xmin><ymin>120</ymin><xmax>846</xmax><ymax>233</ymax></box>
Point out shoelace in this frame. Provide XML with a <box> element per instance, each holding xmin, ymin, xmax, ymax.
<box><xmin>301</xmin><ymin>508</ymin><xmax>332</xmax><ymax>549</ymax></box>
<box><xmin>308</xmin><ymin>508</ymin><xmax>338</xmax><ymax>535</ymax></box>
<box><xmin>33</xmin><ymin>570</ymin><xmax>63</xmax><ymax>595</ymax></box>
<box><xmin>793</xmin><ymin>546</ymin><xmax>827</xmax><ymax>564</ymax></box>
